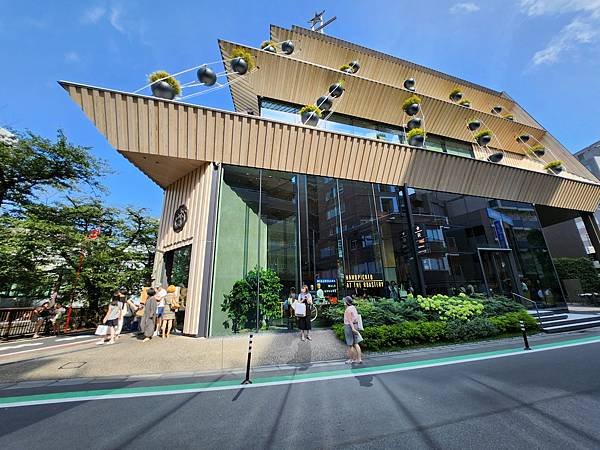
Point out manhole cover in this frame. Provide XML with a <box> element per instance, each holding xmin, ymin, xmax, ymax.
<box><xmin>59</xmin><ymin>362</ymin><xmax>87</xmax><ymax>369</ymax></box>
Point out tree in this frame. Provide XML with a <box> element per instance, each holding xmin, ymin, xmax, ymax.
<box><xmin>0</xmin><ymin>130</ymin><xmax>107</xmax><ymax>210</ymax></box>
<box><xmin>0</xmin><ymin>198</ymin><xmax>158</xmax><ymax>309</ymax></box>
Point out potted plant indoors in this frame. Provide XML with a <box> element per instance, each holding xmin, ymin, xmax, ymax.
<box><xmin>339</xmin><ymin>64</ymin><xmax>354</xmax><ymax>74</ymax></box>
<box><xmin>407</xmin><ymin>117</ymin><xmax>422</xmax><ymax>130</ymax></box>
<box><xmin>459</xmin><ymin>99</ymin><xmax>471</xmax><ymax>108</ymax></box>
<box><xmin>349</xmin><ymin>60</ymin><xmax>360</xmax><ymax>73</ymax></box>
<box><xmin>407</xmin><ymin>128</ymin><xmax>426</xmax><ymax>147</ymax></box>
<box><xmin>503</xmin><ymin>114</ymin><xmax>514</xmax><ymax>121</ymax></box>
<box><xmin>403</xmin><ymin>78</ymin><xmax>416</xmax><ymax>91</ymax></box>
<box><xmin>527</xmin><ymin>143</ymin><xmax>546</xmax><ymax>157</ymax></box>
<box><xmin>316</xmin><ymin>95</ymin><xmax>333</xmax><ymax>112</ymax></box>
<box><xmin>260</xmin><ymin>40</ymin><xmax>277</xmax><ymax>53</ymax></box>
<box><xmin>328</xmin><ymin>80</ymin><xmax>345</xmax><ymax>98</ymax></box>
<box><xmin>402</xmin><ymin>95</ymin><xmax>422</xmax><ymax>116</ymax></box>
<box><xmin>149</xmin><ymin>71</ymin><xmax>181</xmax><ymax>100</ymax></box>
<box><xmin>196</xmin><ymin>65</ymin><xmax>217</xmax><ymax>86</ymax></box>
<box><xmin>467</xmin><ymin>118</ymin><xmax>481</xmax><ymax>131</ymax></box>
<box><xmin>299</xmin><ymin>105</ymin><xmax>322</xmax><ymax>126</ymax></box>
<box><xmin>544</xmin><ymin>160</ymin><xmax>563</xmax><ymax>174</ymax></box>
<box><xmin>281</xmin><ymin>40</ymin><xmax>295</xmax><ymax>55</ymax></box>
<box><xmin>230</xmin><ymin>47</ymin><xmax>255</xmax><ymax>75</ymax></box>
<box><xmin>449</xmin><ymin>89</ymin><xmax>463</xmax><ymax>102</ymax></box>
<box><xmin>474</xmin><ymin>129</ymin><xmax>493</xmax><ymax>146</ymax></box>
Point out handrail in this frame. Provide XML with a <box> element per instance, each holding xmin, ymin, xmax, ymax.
<box><xmin>512</xmin><ymin>292</ymin><xmax>544</xmax><ymax>329</ymax></box>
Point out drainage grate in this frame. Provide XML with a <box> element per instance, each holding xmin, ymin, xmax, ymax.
<box><xmin>59</xmin><ymin>362</ymin><xmax>87</xmax><ymax>369</ymax></box>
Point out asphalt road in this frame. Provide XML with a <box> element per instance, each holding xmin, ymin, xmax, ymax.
<box><xmin>1</xmin><ymin>339</ymin><xmax>600</xmax><ymax>449</ymax></box>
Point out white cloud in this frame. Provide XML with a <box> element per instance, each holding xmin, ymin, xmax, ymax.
<box><xmin>82</xmin><ymin>6</ymin><xmax>106</xmax><ymax>24</ymax></box>
<box><xmin>450</xmin><ymin>2</ymin><xmax>480</xmax><ymax>13</ymax></box>
<box><xmin>64</xmin><ymin>51</ymin><xmax>80</xmax><ymax>63</ymax></box>
<box><xmin>109</xmin><ymin>6</ymin><xmax>125</xmax><ymax>33</ymax></box>
<box><xmin>520</xmin><ymin>0</ymin><xmax>600</xmax><ymax>65</ymax></box>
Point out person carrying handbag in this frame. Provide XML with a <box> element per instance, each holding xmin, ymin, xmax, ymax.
<box><xmin>343</xmin><ymin>296</ymin><xmax>363</xmax><ymax>364</ymax></box>
<box><xmin>296</xmin><ymin>285</ymin><xmax>313</xmax><ymax>341</ymax></box>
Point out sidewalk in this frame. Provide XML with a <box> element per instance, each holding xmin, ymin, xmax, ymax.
<box><xmin>2</xmin><ymin>327</ymin><xmax>600</xmax><ymax>385</ymax></box>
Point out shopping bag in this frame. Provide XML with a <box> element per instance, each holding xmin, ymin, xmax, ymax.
<box><xmin>355</xmin><ymin>314</ymin><xmax>364</xmax><ymax>331</ymax></box>
<box><xmin>294</xmin><ymin>302</ymin><xmax>306</xmax><ymax>317</ymax></box>
<box><xmin>95</xmin><ymin>325</ymin><xmax>109</xmax><ymax>336</ymax></box>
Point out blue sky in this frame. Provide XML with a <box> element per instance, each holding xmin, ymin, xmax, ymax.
<box><xmin>1</xmin><ymin>0</ymin><xmax>599</xmax><ymax>217</ymax></box>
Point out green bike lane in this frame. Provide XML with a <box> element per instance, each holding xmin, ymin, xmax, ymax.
<box><xmin>2</xmin><ymin>332</ymin><xmax>600</xmax><ymax>409</ymax></box>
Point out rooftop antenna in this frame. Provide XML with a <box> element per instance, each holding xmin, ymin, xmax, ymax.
<box><xmin>308</xmin><ymin>10</ymin><xmax>337</xmax><ymax>34</ymax></box>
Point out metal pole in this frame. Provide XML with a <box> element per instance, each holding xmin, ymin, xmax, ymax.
<box><xmin>241</xmin><ymin>333</ymin><xmax>253</xmax><ymax>384</ymax></box>
<box><xmin>520</xmin><ymin>320</ymin><xmax>531</xmax><ymax>350</ymax></box>
<box><xmin>256</xmin><ymin>171</ymin><xmax>262</xmax><ymax>332</ymax></box>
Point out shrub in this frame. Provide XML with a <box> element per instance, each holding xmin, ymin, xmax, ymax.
<box><xmin>448</xmin><ymin>88</ymin><xmax>462</xmax><ymax>99</ymax></box>
<box><xmin>320</xmin><ymin>297</ymin><xmax>426</xmax><ymax>327</ymax></box>
<box><xmin>339</xmin><ymin>64</ymin><xmax>352</xmax><ymax>71</ymax></box>
<box><xmin>148</xmin><ymin>71</ymin><xmax>181</xmax><ymax>95</ymax></box>
<box><xmin>489</xmin><ymin>311</ymin><xmax>538</xmax><ymax>334</ymax></box>
<box><xmin>526</xmin><ymin>144</ymin><xmax>545</xmax><ymax>155</ymax></box>
<box><xmin>299</xmin><ymin>104</ymin><xmax>322</xmax><ymax>118</ymax></box>
<box><xmin>445</xmin><ymin>317</ymin><xmax>498</xmax><ymax>342</ymax></box>
<box><xmin>230</xmin><ymin>47</ymin><xmax>255</xmax><ymax>71</ymax></box>
<box><xmin>260</xmin><ymin>40</ymin><xmax>277</xmax><ymax>52</ymax></box>
<box><xmin>407</xmin><ymin>128</ymin><xmax>425</xmax><ymax>140</ymax></box>
<box><xmin>480</xmin><ymin>296</ymin><xmax>525</xmax><ymax>317</ymax></box>
<box><xmin>544</xmin><ymin>160</ymin><xmax>563</xmax><ymax>170</ymax></box>
<box><xmin>416</xmin><ymin>293</ymin><xmax>484</xmax><ymax>321</ymax></box>
<box><xmin>402</xmin><ymin>95</ymin><xmax>422</xmax><ymax>111</ymax></box>
<box><xmin>554</xmin><ymin>257</ymin><xmax>600</xmax><ymax>292</ymax></box>
<box><xmin>474</xmin><ymin>129</ymin><xmax>493</xmax><ymax>140</ymax></box>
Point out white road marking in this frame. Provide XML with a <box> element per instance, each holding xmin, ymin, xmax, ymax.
<box><xmin>55</xmin><ymin>336</ymin><xmax>94</xmax><ymax>342</ymax></box>
<box><xmin>0</xmin><ymin>342</ymin><xmax>43</xmax><ymax>351</ymax></box>
<box><xmin>0</xmin><ymin>339</ymin><xmax>98</xmax><ymax>359</ymax></box>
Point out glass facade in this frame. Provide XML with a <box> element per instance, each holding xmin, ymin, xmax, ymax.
<box><xmin>209</xmin><ymin>165</ymin><xmax>566</xmax><ymax>336</ymax></box>
<box><xmin>164</xmin><ymin>245</ymin><xmax>192</xmax><ymax>326</ymax></box>
<box><xmin>261</xmin><ymin>99</ymin><xmax>474</xmax><ymax>159</ymax></box>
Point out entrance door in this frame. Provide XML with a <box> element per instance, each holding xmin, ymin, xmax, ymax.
<box><xmin>478</xmin><ymin>249</ymin><xmax>517</xmax><ymax>297</ymax></box>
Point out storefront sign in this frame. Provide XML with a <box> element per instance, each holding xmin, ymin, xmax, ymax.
<box><xmin>345</xmin><ymin>274</ymin><xmax>384</xmax><ymax>289</ymax></box>
<box><xmin>493</xmin><ymin>219</ymin><xmax>509</xmax><ymax>249</ymax></box>
<box><xmin>414</xmin><ymin>225</ymin><xmax>427</xmax><ymax>254</ymax></box>
<box><xmin>316</xmin><ymin>278</ymin><xmax>338</xmax><ymax>303</ymax></box>
<box><xmin>173</xmin><ymin>205</ymin><xmax>188</xmax><ymax>233</ymax></box>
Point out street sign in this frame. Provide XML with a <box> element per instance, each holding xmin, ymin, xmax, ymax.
<box><xmin>415</xmin><ymin>225</ymin><xmax>427</xmax><ymax>254</ymax></box>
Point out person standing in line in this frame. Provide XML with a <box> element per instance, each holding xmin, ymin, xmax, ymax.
<box><xmin>98</xmin><ymin>297</ymin><xmax>121</xmax><ymax>345</ymax></box>
<box><xmin>343</xmin><ymin>296</ymin><xmax>363</xmax><ymax>364</ymax></box>
<box><xmin>32</xmin><ymin>302</ymin><xmax>51</xmax><ymax>339</ymax></box>
<box><xmin>284</xmin><ymin>287</ymin><xmax>296</xmax><ymax>330</ymax></box>
<box><xmin>296</xmin><ymin>285</ymin><xmax>312</xmax><ymax>341</ymax></box>
<box><xmin>154</xmin><ymin>285</ymin><xmax>167</xmax><ymax>337</ymax></box>
<box><xmin>51</xmin><ymin>302</ymin><xmax>66</xmax><ymax>335</ymax></box>
<box><xmin>115</xmin><ymin>288</ymin><xmax>138</xmax><ymax>336</ymax></box>
<box><xmin>141</xmin><ymin>288</ymin><xmax>158</xmax><ymax>342</ymax></box>
<box><xmin>161</xmin><ymin>285</ymin><xmax>178</xmax><ymax>338</ymax></box>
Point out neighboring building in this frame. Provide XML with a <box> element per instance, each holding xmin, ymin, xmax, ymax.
<box><xmin>61</xmin><ymin>24</ymin><xmax>600</xmax><ymax>336</ymax></box>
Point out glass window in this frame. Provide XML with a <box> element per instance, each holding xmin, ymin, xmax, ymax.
<box><xmin>164</xmin><ymin>245</ymin><xmax>191</xmax><ymax>326</ymax></box>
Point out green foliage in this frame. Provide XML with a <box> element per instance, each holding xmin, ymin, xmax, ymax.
<box><xmin>339</xmin><ymin>64</ymin><xmax>352</xmax><ymax>71</ymax></box>
<box><xmin>407</xmin><ymin>128</ymin><xmax>425</xmax><ymax>140</ymax></box>
<box><xmin>299</xmin><ymin>104</ymin><xmax>322</xmax><ymax>118</ymax></box>
<box><xmin>553</xmin><ymin>257</ymin><xmax>600</xmax><ymax>292</ymax></box>
<box><xmin>416</xmin><ymin>293</ymin><xmax>484</xmax><ymax>321</ymax></box>
<box><xmin>260</xmin><ymin>41</ymin><xmax>277</xmax><ymax>52</ymax></box>
<box><xmin>230</xmin><ymin>47</ymin><xmax>256</xmax><ymax>71</ymax></box>
<box><xmin>221</xmin><ymin>267</ymin><xmax>283</xmax><ymax>332</ymax></box>
<box><xmin>320</xmin><ymin>297</ymin><xmax>426</xmax><ymax>327</ymax></box>
<box><xmin>448</xmin><ymin>88</ymin><xmax>462</xmax><ymax>99</ymax></box>
<box><xmin>503</xmin><ymin>114</ymin><xmax>514</xmax><ymax>120</ymax></box>
<box><xmin>474</xmin><ymin>129</ymin><xmax>493</xmax><ymax>139</ymax></box>
<box><xmin>402</xmin><ymin>95</ymin><xmax>422</xmax><ymax>111</ymax></box>
<box><xmin>459</xmin><ymin>99</ymin><xmax>471</xmax><ymax>106</ymax></box>
<box><xmin>544</xmin><ymin>160</ymin><xmax>563</xmax><ymax>170</ymax></box>
<box><xmin>526</xmin><ymin>144</ymin><xmax>545</xmax><ymax>155</ymax></box>
<box><xmin>148</xmin><ymin>71</ymin><xmax>181</xmax><ymax>95</ymax></box>
<box><xmin>480</xmin><ymin>296</ymin><xmax>525</xmax><ymax>317</ymax></box>
<box><xmin>0</xmin><ymin>130</ymin><xmax>107</xmax><ymax>210</ymax></box>
<box><xmin>445</xmin><ymin>317</ymin><xmax>498</xmax><ymax>342</ymax></box>
<box><xmin>489</xmin><ymin>311</ymin><xmax>539</xmax><ymax>334</ymax></box>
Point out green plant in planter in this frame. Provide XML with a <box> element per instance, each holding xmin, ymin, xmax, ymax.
<box><xmin>503</xmin><ymin>113</ymin><xmax>514</xmax><ymax>120</ymax></box>
<box><xmin>148</xmin><ymin>71</ymin><xmax>181</xmax><ymax>95</ymax></box>
<box><xmin>526</xmin><ymin>143</ymin><xmax>545</xmax><ymax>156</ymax></box>
<box><xmin>474</xmin><ymin>129</ymin><xmax>493</xmax><ymax>140</ymax></box>
<box><xmin>459</xmin><ymin>99</ymin><xmax>471</xmax><ymax>107</ymax></box>
<box><xmin>299</xmin><ymin>104</ymin><xmax>322</xmax><ymax>117</ymax></box>
<box><xmin>230</xmin><ymin>47</ymin><xmax>256</xmax><ymax>71</ymax></box>
<box><xmin>221</xmin><ymin>266</ymin><xmax>283</xmax><ymax>332</ymax></box>
<box><xmin>544</xmin><ymin>160</ymin><xmax>563</xmax><ymax>171</ymax></box>
<box><xmin>449</xmin><ymin>88</ymin><xmax>463</xmax><ymax>101</ymax></box>
<box><xmin>339</xmin><ymin>64</ymin><xmax>353</xmax><ymax>72</ymax></box>
<box><xmin>402</xmin><ymin>95</ymin><xmax>422</xmax><ymax>112</ymax></box>
<box><xmin>260</xmin><ymin>40</ymin><xmax>277</xmax><ymax>52</ymax></box>
<box><xmin>407</xmin><ymin>128</ymin><xmax>425</xmax><ymax>140</ymax></box>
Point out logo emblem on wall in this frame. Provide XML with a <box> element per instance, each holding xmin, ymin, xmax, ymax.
<box><xmin>173</xmin><ymin>205</ymin><xmax>188</xmax><ymax>233</ymax></box>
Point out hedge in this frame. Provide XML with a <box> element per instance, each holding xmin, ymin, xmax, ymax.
<box><xmin>553</xmin><ymin>257</ymin><xmax>600</xmax><ymax>293</ymax></box>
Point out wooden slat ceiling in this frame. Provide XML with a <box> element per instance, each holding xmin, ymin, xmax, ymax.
<box><xmin>60</xmin><ymin>81</ymin><xmax>600</xmax><ymax>212</ymax></box>
<box><xmin>219</xmin><ymin>38</ymin><xmax>595</xmax><ymax>182</ymax></box>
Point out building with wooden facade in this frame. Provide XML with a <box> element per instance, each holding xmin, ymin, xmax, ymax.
<box><xmin>61</xmin><ymin>24</ymin><xmax>600</xmax><ymax>337</ymax></box>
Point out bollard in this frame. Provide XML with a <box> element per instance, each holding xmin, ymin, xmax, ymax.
<box><xmin>241</xmin><ymin>333</ymin><xmax>253</xmax><ymax>384</ymax></box>
<box><xmin>519</xmin><ymin>320</ymin><xmax>531</xmax><ymax>351</ymax></box>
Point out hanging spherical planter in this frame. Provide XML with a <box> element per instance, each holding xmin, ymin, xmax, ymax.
<box><xmin>488</xmin><ymin>152</ymin><xmax>504</xmax><ymax>163</ymax></box>
<box><xmin>148</xmin><ymin>71</ymin><xmax>181</xmax><ymax>100</ymax></box>
<box><xmin>474</xmin><ymin>129</ymin><xmax>493</xmax><ymax>146</ymax></box>
<box><xmin>491</xmin><ymin>105</ymin><xmax>503</xmax><ymax>115</ymax></box>
<box><xmin>402</xmin><ymin>95</ymin><xmax>422</xmax><ymax>116</ymax></box>
<box><xmin>544</xmin><ymin>160</ymin><xmax>563</xmax><ymax>174</ymax></box>
<box><xmin>467</xmin><ymin>119</ymin><xmax>481</xmax><ymax>131</ymax></box>
<box><xmin>459</xmin><ymin>99</ymin><xmax>471</xmax><ymax>108</ymax></box>
<box><xmin>328</xmin><ymin>80</ymin><xmax>345</xmax><ymax>98</ymax></box>
<box><xmin>281</xmin><ymin>40</ymin><xmax>295</xmax><ymax>55</ymax></box>
<box><xmin>403</xmin><ymin>78</ymin><xmax>416</xmax><ymax>91</ymax></box>
<box><xmin>406</xmin><ymin>117</ymin><xmax>422</xmax><ymax>131</ymax></box>
<box><xmin>349</xmin><ymin>60</ymin><xmax>360</xmax><ymax>73</ymax></box>
<box><xmin>299</xmin><ymin>105</ymin><xmax>322</xmax><ymax>126</ymax></box>
<box><xmin>449</xmin><ymin>89</ymin><xmax>463</xmax><ymax>102</ymax></box>
<box><xmin>407</xmin><ymin>128</ymin><xmax>425</xmax><ymax>147</ymax></box>
<box><xmin>528</xmin><ymin>144</ymin><xmax>546</xmax><ymax>157</ymax></box>
<box><xmin>516</xmin><ymin>134</ymin><xmax>531</xmax><ymax>144</ymax></box>
<box><xmin>260</xmin><ymin>41</ymin><xmax>277</xmax><ymax>53</ymax></box>
<box><xmin>229</xmin><ymin>48</ymin><xmax>255</xmax><ymax>75</ymax></box>
<box><xmin>503</xmin><ymin>114</ymin><xmax>514</xmax><ymax>121</ymax></box>
<box><xmin>196</xmin><ymin>65</ymin><xmax>217</xmax><ymax>86</ymax></box>
<box><xmin>316</xmin><ymin>95</ymin><xmax>333</xmax><ymax>112</ymax></box>
<box><xmin>339</xmin><ymin>64</ymin><xmax>353</xmax><ymax>74</ymax></box>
